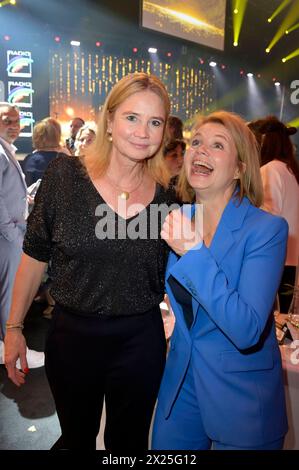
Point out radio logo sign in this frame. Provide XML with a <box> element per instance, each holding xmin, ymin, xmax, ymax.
<box><xmin>7</xmin><ymin>50</ymin><xmax>33</xmax><ymax>78</ymax></box>
<box><xmin>20</xmin><ymin>111</ymin><xmax>35</xmax><ymax>137</ymax></box>
<box><xmin>8</xmin><ymin>81</ymin><xmax>34</xmax><ymax>108</ymax></box>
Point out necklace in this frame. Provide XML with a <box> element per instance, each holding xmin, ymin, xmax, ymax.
<box><xmin>105</xmin><ymin>170</ymin><xmax>144</xmax><ymax>200</ymax></box>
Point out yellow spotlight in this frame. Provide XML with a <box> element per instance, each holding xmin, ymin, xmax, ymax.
<box><xmin>287</xmin><ymin>118</ymin><xmax>299</xmax><ymax>128</ymax></box>
<box><xmin>266</xmin><ymin>48</ymin><xmax>270</xmax><ymax>53</ymax></box>
<box><xmin>285</xmin><ymin>30</ymin><xmax>289</xmax><ymax>34</ymax></box>
<box><xmin>281</xmin><ymin>47</ymin><xmax>299</xmax><ymax>63</ymax></box>
<box><xmin>268</xmin><ymin>18</ymin><xmax>272</xmax><ymax>23</ymax></box>
<box><xmin>232</xmin><ymin>0</ymin><xmax>248</xmax><ymax>48</ymax></box>
<box><xmin>10</xmin><ymin>0</ymin><xmax>17</xmax><ymax>5</ymax></box>
<box><xmin>267</xmin><ymin>0</ymin><xmax>292</xmax><ymax>23</ymax></box>
<box><xmin>267</xmin><ymin>1</ymin><xmax>299</xmax><ymax>52</ymax></box>
<box><xmin>234</xmin><ymin>9</ymin><xmax>238</xmax><ymax>14</ymax></box>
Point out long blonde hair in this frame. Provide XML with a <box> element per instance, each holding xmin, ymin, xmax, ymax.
<box><xmin>84</xmin><ymin>73</ymin><xmax>171</xmax><ymax>187</ymax></box>
<box><xmin>177</xmin><ymin>110</ymin><xmax>264</xmax><ymax>207</ymax></box>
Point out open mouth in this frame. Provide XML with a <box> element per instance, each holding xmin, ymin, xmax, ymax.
<box><xmin>192</xmin><ymin>160</ymin><xmax>214</xmax><ymax>175</ymax></box>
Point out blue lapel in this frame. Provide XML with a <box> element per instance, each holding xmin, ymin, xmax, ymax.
<box><xmin>165</xmin><ymin>195</ymin><xmax>251</xmax><ymax>332</ymax></box>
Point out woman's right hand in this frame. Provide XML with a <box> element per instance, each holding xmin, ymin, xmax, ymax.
<box><xmin>4</xmin><ymin>330</ymin><xmax>29</xmax><ymax>386</ymax></box>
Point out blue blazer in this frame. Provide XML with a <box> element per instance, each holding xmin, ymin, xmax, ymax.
<box><xmin>156</xmin><ymin>195</ymin><xmax>288</xmax><ymax>446</ymax></box>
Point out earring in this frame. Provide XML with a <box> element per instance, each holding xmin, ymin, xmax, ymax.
<box><xmin>107</xmin><ymin>131</ymin><xmax>113</xmax><ymax>142</ymax></box>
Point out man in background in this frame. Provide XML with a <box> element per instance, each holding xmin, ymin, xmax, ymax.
<box><xmin>65</xmin><ymin>117</ymin><xmax>85</xmax><ymax>155</ymax></box>
<box><xmin>0</xmin><ymin>102</ymin><xmax>44</xmax><ymax>367</ymax></box>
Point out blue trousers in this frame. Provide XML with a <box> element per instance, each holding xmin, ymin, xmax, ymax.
<box><xmin>152</xmin><ymin>363</ymin><xmax>284</xmax><ymax>451</ymax></box>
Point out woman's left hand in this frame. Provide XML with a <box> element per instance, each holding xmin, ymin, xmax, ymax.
<box><xmin>161</xmin><ymin>209</ymin><xmax>202</xmax><ymax>256</ymax></box>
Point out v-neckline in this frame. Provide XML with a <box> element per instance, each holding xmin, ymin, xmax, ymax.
<box><xmin>87</xmin><ymin>175</ymin><xmax>160</xmax><ymax>222</ymax></box>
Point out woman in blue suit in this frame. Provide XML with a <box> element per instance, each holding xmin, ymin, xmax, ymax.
<box><xmin>152</xmin><ymin>110</ymin><xmax>288</xmax><ymax>450</ymax></box>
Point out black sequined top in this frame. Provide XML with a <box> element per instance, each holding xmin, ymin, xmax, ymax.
<box><xmin>24</xmin><ymin>155</ymin><xmax>179</xmax><ymax>316</ymax></box>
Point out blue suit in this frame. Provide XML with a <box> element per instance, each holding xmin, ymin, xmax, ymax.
<box><xmin>152</xmin><ymin>195</ymin><xmax>288</xmax><ymax>449</ymax></box>
<box><xmin>0</xmin><ymin>138</ymin><xmax>27</xmax><ymax>340</ymax></box>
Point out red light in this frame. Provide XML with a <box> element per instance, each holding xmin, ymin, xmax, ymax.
<box><xmin>132</xmin><ymin>47</ymin><xmax>138</xmax><ymax>53</ymax></box>
<box><xmin>54</xmin><ymin>36</ymin><xmax>61</xmax><ymax>43</ymax></box>
<box><xmin>240</xmin><ymin>69</ymin><xmax>244</xmax><ymax>75</ymax></box>
<box><xmin>221</xmin><ymin>64</ymin><xmax>226</xmax><ymax>70</ymax></box>
<box><xmin>272</xmin><ymin>77</ymin><xmax>276</xmax><ymax>81</ymax></box>
<box><xmin>167</xmin><ymin>52</ymin><xmax>172</xmax><ymax>57</ymax></box>
<box><xmin>4</xmin><ymin>35</ymin><xmax>11</xmax><ymax>41</ymax></box>
<box><xmin>96</xmin><ymin>41</ymin><xmax>101</xmax><ymax>47</ymax></box>
<box><xmin>199</xmin><ymin>58</ymin><xmax>204</xmax><ymax>64</ymax></box>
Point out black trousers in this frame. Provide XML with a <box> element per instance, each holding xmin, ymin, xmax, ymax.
<box><xmin>45</xmin><ymin>304</ymin><xmax>166</xmax><ymax>451</ymax></box>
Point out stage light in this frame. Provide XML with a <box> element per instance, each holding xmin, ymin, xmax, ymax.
<box><xmin>240</xmin><ymin>69</ymin><xmax>244</xmax><ymax>75</ymax></box>
<box><xmin>247</xmin><ymin>72</ymin><xmax>253</xmax><ymax>77</ymax></box>
<box><xmin>132</xmin><ymin>47</ymin><xmax>138</xmax><ymax>53</ymax></box>
<box><xmin>281</xmin><ymin>47</ymin><xmax>299</xmax><ymax>63</ymax></box>
<box><xmin>199</xmin><ymin>58</ymin><xmax>205</xmax><ymax>64</ymax></box>
<box><xmin>96</xmin><ymin>41</ymin><xmax>101</xmax><ymax>47</ymax></box>
<box><xmin>70</xmin><ymin>40</ymin><xmax>80</xmax><ymax>47</ymax></box>
<box><xmin>10</xmin><ymin>0</ymin><xmax>16</xmax><ymax>4</ymax></box>
<box><xmin>267</xmin><ymin>0</ymin><xmax>292</xmax><ymax>24</ymax></box>
<box><xmin>221</xmin><ymin>64</ymin><xmax>226</xmax><ymax>70</ymax></box>
<box><xmin>4</xmin><ymin>35</ymin><xmax>11</xmax><ymax>41</ymax></box>
<box><xmin>285</xmin><ymin>30</ymin><xmax>289</xmax><ymax>34</ymax></box>
<box><xmin>266</xmin><ymin>0</ymin><xmax>299</xmax><ymax>53</ymax></box>
<box><xmin>209</xmin><ymin>61</ymin><xmax>217</xmax><ymax>67</ymax></box>
<box><xmin>257</xmin><ymin>73</ymin><xmax>261</xmax><ymax>78</ymax></box>
<box><xmin>54</xmin><ymin>36</ymin><xmax>61</xmax><ymax>43</ymax></box>
<box><xmin>274</xmin><ymin>81</ymin><xmax>280</xmax><ymax>86</ymax></box>
<box><xmin>232</xmin><ymin>0</ymin><xmax>248</xmax><ymax>49</ymax></box>
<box><xmin>148</xmin><ymin>47</ymin><xmax>157</xmax><ymax>53</ymax></box>
<box><xmin>167</xmin><ymin>52</ymin><xmax>172</xmax><ymax>57</ymax></box>
<box><xmin>265</xmin><ymin>48</ymin><xmax>270</xmax><ymax>53</ymax></box>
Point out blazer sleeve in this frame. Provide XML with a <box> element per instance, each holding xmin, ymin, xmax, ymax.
<box><xmin>169</xmin><ymin>215</ymin><xmax>288</xmax><ymax>350</ymax></box>
<box><xmin>0</xmin><ymin>150</ymin><xmax>20</xmax><ymax>241</ymax></box>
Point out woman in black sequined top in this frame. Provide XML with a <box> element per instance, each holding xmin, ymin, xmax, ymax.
<box><xmin>4</xmin><ymin>73</ymin><xmax>180</xmax><ymax>451</ymax></box>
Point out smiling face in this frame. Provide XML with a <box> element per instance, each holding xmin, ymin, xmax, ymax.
<box><xmin>184</xmin><ymin>122</ymin><xmax>240</xmax><ymax>201</ymax></box>
<box><xmin>0</xmin><ymin>106</ymin><xmax>20</xmax><ymax>144</ymax></box>
<box><xmin>108</xmin><ymin>90</ymin><xmax>166</xmax><ymax>163</ymax></box>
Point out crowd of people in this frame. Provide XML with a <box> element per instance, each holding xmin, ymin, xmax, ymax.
<box><xmin>0</xmin><ymin>70</ymin><xmax>298</xmax><ymax>451</ymax></box>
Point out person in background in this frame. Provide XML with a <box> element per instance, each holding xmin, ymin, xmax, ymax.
<box><xmin>152</xmin><ymin>110</ymin><xmax>288</xmax><ymax>450</ymax></box>
<box><xmin>65</xmin><ymin>117</ymin><xmax>85</xmax><ymax>155</ymax></box>
<box><xmin>258</xmin><ymin>116</ymin><xmax>299</xmax><ymax>313</ymax></box>
<box><xmin>163</xmin><ymin>139</ymin><xmax>186</xmax><ymax>178</ymax></box>
<box><xmin>4</xmin><ymin>73</ymin><xmax>179</xmax><ymax>451</ymax></box>
<box><xmin>22</xmin><ymin>117</ymin><xmax>70</xmax><ymax>186</ymax></box>
<box><xmin>74</xmin><ymin>124</ymin><xmax>96</xmax><ymax>157</ymax></box>
<box><xmin>0</xmin><ymin>102</ymin><xmax>44</xmax><ymax>368</ymax></box>
<box><xmin>165</xmin><ymin>115</ymin><xmax>184</xmax><ymax>141</ymax></box>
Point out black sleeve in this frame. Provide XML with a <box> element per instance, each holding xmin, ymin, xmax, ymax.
<box><xmin>23</xmin><ymin>158</ymin><xmax>61</xmax><ymax>262</ymax></box>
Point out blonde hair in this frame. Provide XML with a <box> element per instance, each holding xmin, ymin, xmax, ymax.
<box><xmin>177</xmin><ymin>110</ymin><xmax>263</xmax><ymax>207</ymax></box>
<box><xmin>84</xmin><ymin>72</ymin><xmax>171</xmax><ymax>187</ymax></box>
<box><xmin>33</xmin><ymin>117</ymin><xmax>61</xmax><ymax>150</ymax></box>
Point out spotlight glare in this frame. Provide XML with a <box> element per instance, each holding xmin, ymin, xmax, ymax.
<box><xmin>132</xmin><ymin>47</ymin><xmax>138</xmax><ymax>53</ymax></box>
<box><xmin>70</xmin><ymin>40</ymin><xmax>80</xmax><ymax>47</ymax></box>
<box><xmin>285</xmin><ymin>30</ymin><xmax>289</xmax><ymax>34</ymax></box>
<box><xmin>274</xmin><ymin>81</ymin><xmax>280</xmax><ymax>86</ymax></box>
<box><xmin>54</xmin><ymin>36</ymin><xmax>61</xmax><ymax>43</ymax></box>
<box><xmin>268</xmin><ymin>18</ymin><xmax>272</xmax><ymax>23</ymax></box>
<box><xmin>4</xmin><ymin>35</ymin><xmax>11</xmax><ymax>41</ymax></box>
<box><xmin>95</xmin><ymin>41</ymin><xmax>101</xmax><ymax>47</ymax></box>
<box><xmin>148</xmin><ymin>47</ymin><xmax>157</xmax><ymax>53</ymax></box>
<box><xmin>209</xmin><ymin>61</ymin><xmax>217</xmax><ymax>67</ymax></box>
<box><xmin>233</xmin><ymin>41</ymin><xmax>238</xmax><ymax>47</ymax></box>
<box><xmin>234</xmin><ymin>9</ymin><xmax>238</xmax><ymax>14</ymax></box>
<box><xmin>265</xmin><ymin>48</ymin><xmax>270</xmax><ymax>53</ymax></box>
<box><xmin>282</xmin><ymin>57</ymin><xmax>286</xmax><ymax>62</ymax></box>
<box><xmin>247</xmin><ymin>72</ymin><xmax>253</xmax><ymax>77</ymax></box>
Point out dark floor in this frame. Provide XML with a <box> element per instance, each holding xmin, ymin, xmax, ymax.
<box><xmin>0</xmin><ymin>302</ymin><xmax>60</xmax><ymax>450</ymax></box>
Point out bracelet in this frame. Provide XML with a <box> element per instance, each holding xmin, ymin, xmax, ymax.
<box><xmin>6</xmin><ymin>322</ymin><xmax>24</xmax><ymax>330</ymax></box>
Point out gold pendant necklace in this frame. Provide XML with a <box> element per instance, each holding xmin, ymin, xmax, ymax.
<box><xmin>106</xmin><ymin>170</ymin><xmax>144</xmax><ymax>200</ymax></box>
